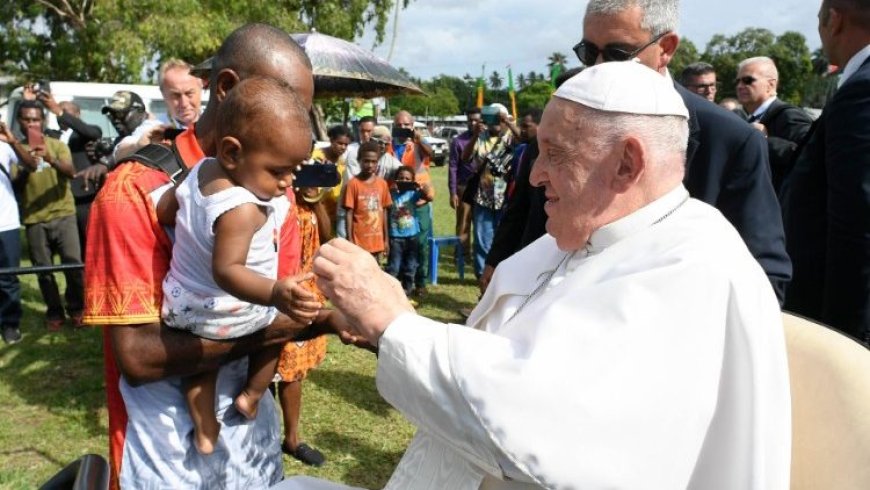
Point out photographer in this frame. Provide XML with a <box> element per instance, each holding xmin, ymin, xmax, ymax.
<box><xmin>37</xmin><ymin>91</ymin><xmax>102</xmax><ymax>254</ymax></box>
<box><xmin>460</xmin><ymin>103</ymin><xmax>517</xmax><ymax>281</ymax></box>
<box><xmin>4</xmin><ymin>100</ymin><xmax>84</xmax><ymax>331</ymax></box>
<box><xmin>76</xmin><ymin>90</ymin><xmax>151</xmax><ymax>191</ymax></box>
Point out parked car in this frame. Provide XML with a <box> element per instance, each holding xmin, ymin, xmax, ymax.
<box><xmin>418</xmin><ymin>123</ymin><xmax>448</xmax><ymax>166</ymax></box>
<box><xmin>377</xmin><ymin>118</ymin><xmax>448</xmax><ymax>166</ymax></box>
<box><xmin>3</xmin><ymin>81</ymin><xmax>209</xmax><ymax>138</ymax></box>
<box><xmin>434</xmin><ymin>125</ymin><xmax>466</xmax><ymax>146</ymax></box>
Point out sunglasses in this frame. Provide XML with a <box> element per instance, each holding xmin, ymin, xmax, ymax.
<box><xmin>735</xmin><ymin>76</ymin><xmax>757</xmax><ymax>85</ymax></box>
<box><xmin>572</xmin><ymin>31</ymin><xmax>668</xmax><ymax>67</ymax></box>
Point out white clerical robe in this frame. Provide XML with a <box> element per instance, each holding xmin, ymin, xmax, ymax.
<box><xmin>281</xmin><ymin>186</ymin><xmax>791</xmax><ymax>490</ymax></box>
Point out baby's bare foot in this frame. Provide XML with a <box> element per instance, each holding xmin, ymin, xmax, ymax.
<box><xmin>234</xmin><ymin>390</ymin><xmax>261</xmax><ymax>420</ymax></box>
<box><xmin>193</xmin><ymin>428</ymin><xmax>218</xmax><ymax>455</ymax></box>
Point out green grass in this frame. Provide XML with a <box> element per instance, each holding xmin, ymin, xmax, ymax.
<box><xmin>0</xmin><ymin>165</ymin><xmax>480</xmax><ymax>489</ymax></box>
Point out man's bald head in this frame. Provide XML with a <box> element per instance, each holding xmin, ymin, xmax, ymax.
<box><xmin>210</xmin><ymin>23</ymin><xmax>314</xmax><ymax>106</ymax></box>
<box><xmin>393</xmin><ymin>110</ymin><xmax>414</xmax><ymax>127</ymax></box>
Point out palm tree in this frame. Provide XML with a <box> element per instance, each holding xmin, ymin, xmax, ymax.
<box><xmin>527</xmin><ymin>70</ymin><xmax>538</xmax><ymax>83</ymax></box>
<box><xmin>516</xmin><ymin>73</ymin><xmax>527</xmax><ymax>89</ymax></box>
<box><xmin>489</xmin><ymin>71</ymin><xmax>503</xmax><ymax>90</ymax></box>
<box><xmin>547</xmin><ymin>52</ymin><xmax>568</xmax><ymax>71</ymax></box>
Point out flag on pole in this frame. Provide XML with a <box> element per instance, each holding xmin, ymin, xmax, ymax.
<box><xmin>550</xmin><ymin>63</ymin><xmax>563</xmax><ymax>89</ymax></box>
<box><xmin>476</xmin><ymin>64</ymin><xmax>485</xmax><ymax>108</ymax></box>
<box><xmin>507</xmin><ymin>65</ymin><xmax>518</xmax><ymax>120</ymax></box>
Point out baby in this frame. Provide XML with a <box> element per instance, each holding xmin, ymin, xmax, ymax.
<box><xmin>156</xmin><ymin>77</ymin><xmax>320</xmax><ymax>454</ymax></box>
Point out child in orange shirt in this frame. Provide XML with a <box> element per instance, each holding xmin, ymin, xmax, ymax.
<box><xmin>343</xmin><ymin>141</ymin><xmax>392</xmax><ymax>260</ymax></box>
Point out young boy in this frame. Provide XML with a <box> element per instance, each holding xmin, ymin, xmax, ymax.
<box><xmin>387</xmin><ymin>166</ymin><xmax>433</xmax><ymax>294</ymax></box>
<box><xmin>343</xmin><ymin>141</ymin><xmax>392</xmax><ymax>260</ymax></box>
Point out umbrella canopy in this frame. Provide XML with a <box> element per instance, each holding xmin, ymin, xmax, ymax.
<box><xmin>191</xmin><ymin>32</ymin><xmax>424</xmax><ymax>99</ymax></box>
<box><xmin>290</xmin><ymin>31</ymin><xmax>424</xmax><ymax>98</ymax></box>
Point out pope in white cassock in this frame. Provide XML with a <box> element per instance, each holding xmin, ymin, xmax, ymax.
<box><xmin>282</xmin><ymin>61</ymin><xmax>791</xmax><ymax>490</ymax></box>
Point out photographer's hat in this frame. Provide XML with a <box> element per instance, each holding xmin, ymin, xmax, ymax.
<box><xmin>102</xmin><ymin>91</ymin><xmax>146</xmax><ymax>115</ymax></box>
<box><xmin>554</xmin><ymin>61</ymin><xmax>688</xmax><ymax>119</ymax></box>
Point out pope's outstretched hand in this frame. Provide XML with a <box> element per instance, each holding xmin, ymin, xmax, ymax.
<box><xmin>314</xmin><ymin>238</ymin><xmax>414</xmax><ymax>345</ymax></box>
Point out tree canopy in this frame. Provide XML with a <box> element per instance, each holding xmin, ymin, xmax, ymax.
<box><xmin>1</xmin><ymin>0</ymin><xmax>412</xmax><ymax>83</ymax></box>
<box><xmin>701</xmin><ymin>28</ymin><xmax>813</xmax><ymax>104</ymax></box>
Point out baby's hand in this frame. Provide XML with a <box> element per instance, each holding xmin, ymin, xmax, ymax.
<box><xmin>271</xmin><ymin>273</ymin><xmax>322</xmax><ymax>324</ymax></box>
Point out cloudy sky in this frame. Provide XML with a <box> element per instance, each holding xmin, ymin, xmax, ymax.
<box><xmin>357</xmin><ymin>0</ymin><xmax>822</xmax><ymax>80</ymax></box>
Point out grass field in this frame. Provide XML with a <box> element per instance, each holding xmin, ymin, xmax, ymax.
<box><xmin>0</xmin><ymin>164</ymin><xmax>481</xmax><ymax>489</ymax></box>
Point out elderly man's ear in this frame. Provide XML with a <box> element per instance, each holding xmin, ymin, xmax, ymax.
<box><xmin>657</xmin><ymin>33</ymin><xmax>681</xmax><ymax>70</ymax></box>
<box><xmin>612</xmin><ymin>136</ymin><xmax>646</xmax><ymax>192</ymax></box>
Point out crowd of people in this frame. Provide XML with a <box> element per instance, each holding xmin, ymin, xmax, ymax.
<box><xmin>0</xmin><ymin>0</ymin><xmax>868</xmax><ymax>488</ymax></box>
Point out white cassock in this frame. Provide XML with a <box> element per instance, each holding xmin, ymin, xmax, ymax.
<box><xmin>281</xmin><ymin>185</ymin><xmax>791</xmax><ymax>490</ymax></box>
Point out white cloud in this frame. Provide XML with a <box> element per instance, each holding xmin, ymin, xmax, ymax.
<box><xmin>358</xmin><ymin>0</ymin><xmax>822</xmax><ymax>80</ymax></box>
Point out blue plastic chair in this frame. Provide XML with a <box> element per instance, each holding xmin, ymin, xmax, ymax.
<box><xmin>428</xmin><ymin>235</ymin><xmax>465</xmax><ymax>285</ymax></box>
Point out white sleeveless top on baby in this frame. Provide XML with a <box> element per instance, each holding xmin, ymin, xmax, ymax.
<box><xmin>162</xmin><ymin>157</ymin><xmax>291</xmax><ymax>339</ymax></box>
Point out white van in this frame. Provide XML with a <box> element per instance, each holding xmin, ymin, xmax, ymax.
<box><xmin>2</xmin><ymin>81</ymin><xmax>208</xmax><ymax>138</ymax></box>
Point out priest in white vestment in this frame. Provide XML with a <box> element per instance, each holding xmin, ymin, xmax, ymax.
<box><xmin>293</xmin><ymin>62</ymin><xmax>791</xmax><ymax>490</ymax></box>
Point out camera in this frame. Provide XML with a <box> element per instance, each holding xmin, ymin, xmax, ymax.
<box><xmin>391</xmin><ymin>127</ymin><xmax>414</xmax><ymax>141</ymax></box>
<box><xmin>293</xmin><ymin>163</ymin><xmax>340</xmax><ymax>188</ymax></box>
<box><xmin>481</xmin><ymin>106</ymin><xmax>502</xmax><ymax>126</ymax></box>
<box><xmin>32</xmin><ymin>79</ymin><xmax>51</xmax><ymax>94</ymax></box>
<box><xmin>92</xmin><ymin>137</ymin><xmax>116</xmax><ymax>160</ymax></box>
<box><xmin>396</xmin><ymin>181</ymin><xmax>419</xmax><ymax>193</ymax></box>
<box><xmin>481</xmin><ymin>145</ymin><xmax>513</xmax><ymax>177</ymax></box>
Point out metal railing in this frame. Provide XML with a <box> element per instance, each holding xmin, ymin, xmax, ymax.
<box><xmin>0</xmin><ymin>263</ymin><xmax>84</xmax><ymax>276</ymax></box>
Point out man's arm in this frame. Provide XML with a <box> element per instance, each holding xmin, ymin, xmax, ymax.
<box><xmin>766</xmin><ymin>107</ymin><xmax>813</xmax><ymax>174</ymax></box>
<box><xmin>40</xmin><ymin>92</ymin><xmax>103</xmax><ymax>141</ymax></box>
<box><xmin>110</xmin><ymin>308</ymin><xmax>337</xmax><ymax>385</ymax></box>
<box><xmin>461</xmin><ymin>131</ymin><xmax>478</xmax><ymax>163</ymax></box>
<box><xmin>448</xmin><ymin>137</ymin><xmax>461</xmax><ymax>203</ymax></box>
<box><xmin>821</xmin><ymin>80</ymin><xmax>870</xmax><ymax>333</ymax></box>
<box><xmin>57</xmin><ymin>112</ymin><xmax>103</xmax><ymax>142</ymax></box>
<box><xmin>719</xmin><ymin>129</ymin><xmax>791</xmax><ymax>303</ymax></box>
<box><xmin>0</xmin><ymin>124</ymin><xmax>38</xmax><ymax>171</ymax></box>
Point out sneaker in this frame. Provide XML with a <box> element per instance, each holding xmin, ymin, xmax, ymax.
<box><xmin>412</xmin><ymin>287</ymin><xmax>427</xmax><ymax>298</ymax></box>
<box><xmin>2</xmin><ymin>326</ymin><xmax>22</xmax><ymax>345</ymax></box>
<box><xmin>46</xmin><ymin>318</ymin><xmax>65</xmax><ymax>332</ymax></box>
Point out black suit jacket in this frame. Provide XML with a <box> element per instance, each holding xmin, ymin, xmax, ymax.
<box><xmin>781</xmin><ymin>57</ymin><xmax>870</xmax><ymax>342</ymax></box>
<box><xmin>758</xmin><ymin>98</ymin><xmax>813</xmax><ymax>193</ymax></box>
<box><xmin>677</xmin><ymin>84</ymin><xmax>791</xmax><ymax>302</ymax></box>
<box><xmin>486</xmin><ymin>85</ymin><xmax>791</xmax><ymax>303</ymax></box>
<box><xmin>58</xmin><ymin>112</ymin><xmax>102</xmax><ymax>203</ymax></box>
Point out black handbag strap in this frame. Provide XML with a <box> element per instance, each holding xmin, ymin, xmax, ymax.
<box><xmin>0</xmin><ymin>161</ymin><xmax>11</xmax><ymax>183</ymax></box>
<box><xmin>123</xmin><ymin>143</ymin><xmax>188</xmax><ymax>183</ymax></box>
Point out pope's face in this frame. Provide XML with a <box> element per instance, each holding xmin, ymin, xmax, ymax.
<box><xmin>530</xmin><ymin>99</ymin><xmax>613</xmax><ymax>251</ymax></box>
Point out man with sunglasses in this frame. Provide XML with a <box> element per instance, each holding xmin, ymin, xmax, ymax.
<box><xmin>735</xmin><ymin>56</ymin><xmax>813</xmax><ymax>194</ymax></box>
<box><xmin>781</xmin><ymin>0</ymin><xmax>870</xmax><ymax>343</ymax></box>
<box><xmin>576</xmin><ymin>0</ymin><xmax>790</xmax><ymax>303</ymax></box>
